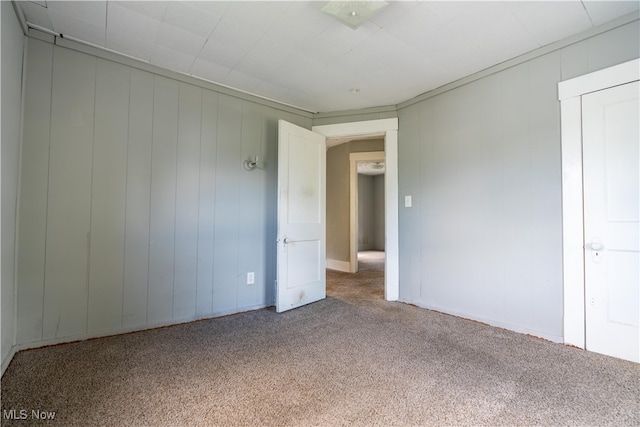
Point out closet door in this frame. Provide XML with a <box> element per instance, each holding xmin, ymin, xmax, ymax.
<box><xmin>583</xmin><ymin>81</ymin><xmax>639</xmax><ymax>363</ymax></box>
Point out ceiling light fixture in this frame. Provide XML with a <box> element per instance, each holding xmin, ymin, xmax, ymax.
<box><xmin>321</xmin><ymin>1</ymin><xmax>389</xmax><ymax>30</ymax></box>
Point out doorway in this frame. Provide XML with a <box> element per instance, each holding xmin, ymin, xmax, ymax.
<box><xmin>356</xmin><ymin>160</ymin><xmax>386</xmax><ymax>298</ymax></box>
<box><xmin>313</xmin><ymin>118</ymin><xmax>399</xmax><ymax>301</ymax></box>
<box><xmin>351</xmin><ymin>151</ymin><xmax>385</xmax><ymax>274</ymax></box>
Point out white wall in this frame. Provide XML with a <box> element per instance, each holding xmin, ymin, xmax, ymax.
<box><xmin>16</xmin><ymin>37</ymin><xmax>311</xmax><ymax>349</ymax></box>
<box><xmin>1</xmin><ymin>2</ymin><xmax>24</xmax><ymax>373</ymax></box>
<box><xmin>397</xmin><ymin>19</ymin><xmax>640</xmax><ymax>342</ymax></box>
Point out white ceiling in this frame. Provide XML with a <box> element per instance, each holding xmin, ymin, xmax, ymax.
<box><xmin>16</xmin><ymin>1</ymin><xmax>639</xmax><ymax>113</ymax></box>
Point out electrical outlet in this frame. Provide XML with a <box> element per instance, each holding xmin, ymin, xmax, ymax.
<box><xmin>247</xmin><ymin>272</ymin><xmax>255</xmax><ymax>285</ymax></box>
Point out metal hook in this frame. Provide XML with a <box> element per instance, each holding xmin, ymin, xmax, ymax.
<box><xmin>243</xmin><ymin>156</ymin><xmax>259</xmax><ymax>171</ymax></box>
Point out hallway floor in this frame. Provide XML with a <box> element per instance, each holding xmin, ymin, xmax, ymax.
<box><xmin>326</xmin><ymin>250</ymin><xmax>385</xmax><ymax>303</ymax></box>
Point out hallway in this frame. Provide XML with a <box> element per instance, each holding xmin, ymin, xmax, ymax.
<box><xmin>327</xmin><ymin>251</ymin><xmax>385</xmax><ymax>303</ymax></box>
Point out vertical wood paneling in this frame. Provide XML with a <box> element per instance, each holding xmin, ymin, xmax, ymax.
<box><xmin>263</xmin><ymin>112</ymin><xmax>279</xmax><ymax>306</ymax></box>
<box><xmin>148</xmin><ymin>76</ymin><xmax>179</xmax><ymax>324</ymax></box>
<box><xmin>492</xmin><ymin>63</ymin><xmax>532</xmax><ymax>325</ymax></box>
<box><xmin>43</xmin><ymin>48</ymin><xmax>96</xmax><ymax>339</ymax></box>
<box><xmin>173</xmin><ymin>83</ymin><xmax>201</xmax><ymax>319</ymax></box>
<box><xmin>87</xmin><ymin>59</ymin><xmax>130</xmax><ymax>332</ymax></box>
<box><xmin>528</xmin><ymin>53</ymin><xmax>563</xmax><ymax>335</ymax></box>
<box><xmin>13</xmin><ymin>21</ymin><xmax>640</xmax><ymax>350</ymax></box>
<box><xmin>122</xmin><ymin>69</ymin><xmax>154</xmax><ymax>328</ymax></box>
<box><xmin>196</xmin><ymin>90</ymin><xmax>218</xmax><ymax>316</ymax></box>
<box><xmin>397</xmin><ymin>104</ymin><xmax>421</xmax><ymax>303</ymax></box>
<box><xmin>418</xmin><ymin>100</ymin><xmax>434</xmax><ymax>307</ymax></box>
<box><xmin>237</xmin><ymin>103</ymin><xmax>263</xmax><ymax>307</ymax></box>
<box><xmin>585</xmin><ymin>22</ymin><xmax>640</xmax><ymax>74</ymax></box>
<box><xmin>16</xmin><ymin>39</ymin><xmax>53</xmax><ymax>344</ymax></box>
<box><xmin>17</xmin><ymin>42</ymin><xmax>314</xmax><ymax>347</ymax></box>
<box><xmin>213</xmin><ymin>94</ymin><xmax>241</xmax><ymax>313</ymax></box>
<box><xmin>1</xmin><ymin>0</ymin><xmax>24</xmax><ymax>364</ymax></box>
<box><xmin>396</xmin><ymin>42</ymin><xmax>573</xmax><ymax>340</ymax></box>
<box><xmin>471</xmin><ymin>75</ymin><xmax>503</xmax><ymax>317</ymax></box>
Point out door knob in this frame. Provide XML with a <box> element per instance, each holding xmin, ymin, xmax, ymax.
<box><xmin>588</xmin><ymin>242</ymin><xmax>605</xmax><ymax>251</ymax></box>
<box><xmin>283</xmin><ymin>238</ymin><xmax>291</xmax><ymax>244</ymax></box>
<box><xmin>587</xmin><ymin>241</ymin><xmax>605</xmax><ymax>264</ymax></box>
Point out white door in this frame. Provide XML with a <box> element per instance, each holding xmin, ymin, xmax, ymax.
<box><xmin>583</xmin><ymin>81</ymin><xmax>639</xmax><ymax>363</ymax></box>
<box><xmin>276</xmin><ymin>120</ymin><xmax>326</xmax><ymax>313</ymax></box>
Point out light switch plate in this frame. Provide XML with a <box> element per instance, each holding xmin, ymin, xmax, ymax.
<box><xmin>405</xmin><ymin>195</ymin><xmax>412</xmax><ymax>208</ymax></box>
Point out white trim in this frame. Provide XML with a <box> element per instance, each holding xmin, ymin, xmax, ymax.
<box><xmin>350</xmin><ymin>151</ymin><xmax>385</xmax><ymax>273</ymax></box>
<box><xmin>383</xmin><ymin>131</ymin><xmax>399</xmax><ymax>301</ymax></box>
<box><xmin>559</xmin><ymin>58</ymin><xmax>639</xmax><ymax>348</ymax></box>
<box><xmin>326</xmin><ymin>259</ymin><xmax>351</xmax><ymax>272</ymax></box>
<box><xmin>313</xmin><ymin>118</ymin><xmax>400</xmax><ymax>302</ymax></box>
<box><xmin>559</xmin><ymin>59</ymin><xmax>640</xmax><ymax>100</ymax></box>
<box><xmin>314</xmin><ymin>118</ymin><xmax>398</xmax><ymax>140</ymax></box>
<box><xmin>560</xmin><ymin>97</ymin><xmax>586</xmax><ymax>348</ymax></box>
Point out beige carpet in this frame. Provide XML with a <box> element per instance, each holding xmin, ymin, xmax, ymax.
<box><xmin>2</xmin><ymin>251</ymin><xmax>639</xmax><ymax>426</ymax></box>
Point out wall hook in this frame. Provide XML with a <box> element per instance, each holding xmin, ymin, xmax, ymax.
<box><xmin>243</xmin><ymin>156</ymin><xmax>259</xmax><ymax>171</ymax></box>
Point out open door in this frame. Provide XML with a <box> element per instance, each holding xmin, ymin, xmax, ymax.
<box><xmin>276</xmin><ymin>120</ymin><xmax>326</xmax><ymax>313</ymax></box>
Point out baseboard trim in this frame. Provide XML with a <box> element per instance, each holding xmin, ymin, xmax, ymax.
<box><xmin>400</xmin><ymin>299</ymin><xmax>564</xmax><ymax>344</ymax></box>
<box><xmin>327</xmin><ymin>259</ymin><xmax>350</xmax><ymax>272</ymax></box>
<box><xmin>1</xmin><ymin>345</ymin><xmax>18</xmax><ymax>377</ymax></box>
<box><xmin>11</xmin><ymin>304</ymin><xmax>268</xmax><ymax>355</ymax></box>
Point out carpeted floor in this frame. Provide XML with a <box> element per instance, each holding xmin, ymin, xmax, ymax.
<box><xmin>2</xmin><ymin>250</ymin><xmax>639</xmax><ymax>426</ymax></box>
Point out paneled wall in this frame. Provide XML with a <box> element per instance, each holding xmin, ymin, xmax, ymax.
<box><xmin>16</xmin><ymin>38</ymin><xmax>311</xmax><ymax>346</ymax></box>
<box><xmin>396</xmin><ymin>20</ymin><xmax>639</xmax><ymax>342</ymax></box>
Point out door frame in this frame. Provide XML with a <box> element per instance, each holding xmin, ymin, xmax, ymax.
<box><xmin>558</xmin><ymin>58</ymin><xmax>639</xmax><ymax>348</ymax></box>
<box><xmin>312</xmin><ymin>118</ymin><xmax>399</xmax><ymax>301</ymax></box>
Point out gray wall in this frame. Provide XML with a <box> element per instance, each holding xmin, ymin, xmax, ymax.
<box><xmin>357</xmin><ymin>175</ymin><xmax>374</xmax><ymax>250</ymax></box>
<box><xmin>326</xmin><ymin>139</ymin><xmax>384</xmax><ymax>263</ymax></box>
<box><xmin>6</xmin><ymin>11</ymin><xmax>639</xmax><ymax>366</ymax></box>
<box><xmin>1</xmin><ymin>2</ymin><xmax>24</xmax><ymax>372</ymax></box>
<box><xmin>358</xmin><ymin>174</ymin><xmax>385</xmax><ymax>251</ymax></box>
<box><xmin>397</xmin><ymin>19</ymin><xmax>640</xmax><ymax>342</ymax></box>
<box><xmin>373</xmin><ymin>175</ymin><xmax>385</xmax><ymax>250</ymax></box>
<box><xmin>16</xmin><ymin>37</ymin><xmax>311</xmax><ymax>348</ymax></box>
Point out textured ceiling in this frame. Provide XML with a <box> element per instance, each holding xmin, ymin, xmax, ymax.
<box><xmin>16</xmin><ymin>1</ymin><xmax>640</xmax><ymax>113</ymax></box>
